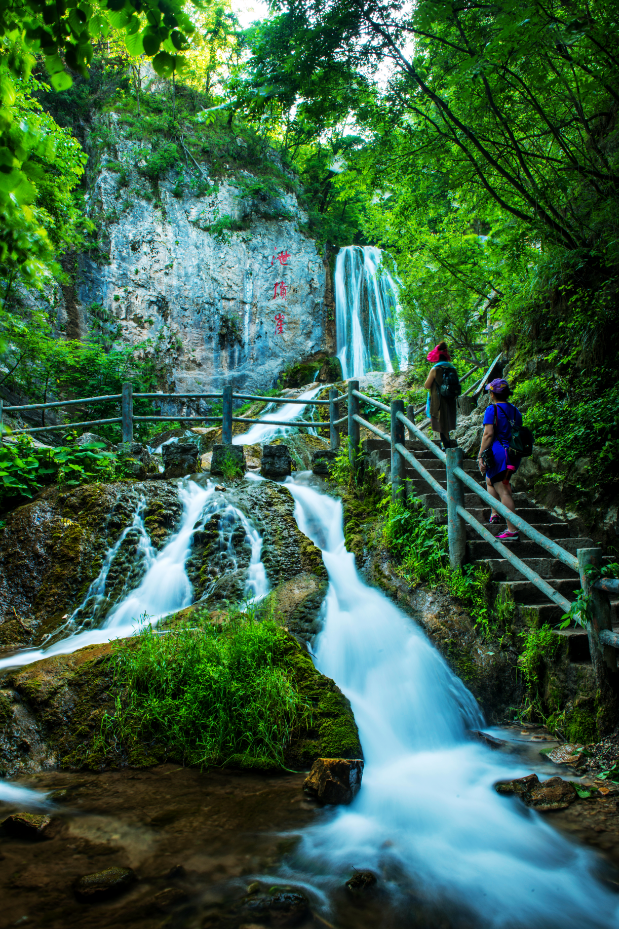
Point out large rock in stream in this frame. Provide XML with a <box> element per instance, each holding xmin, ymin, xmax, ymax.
<box><xmin>0</xmin><ymin>481</ymin><xmax>183</xmax><ymax>649</ymax></box>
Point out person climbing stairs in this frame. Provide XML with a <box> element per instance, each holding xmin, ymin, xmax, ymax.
<box><xmin>362</xmin><ymin>437</ymin><xmax>618</xmax><ymax>664</ymax></box>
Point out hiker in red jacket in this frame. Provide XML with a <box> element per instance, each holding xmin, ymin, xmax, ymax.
<box><xmin>424</xmin><ymin>341</ymin><xmax>460</xmax><ymax>449</ymax></box>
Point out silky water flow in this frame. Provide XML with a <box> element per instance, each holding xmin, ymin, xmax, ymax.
<box><xmin>281</xmin><ymin>476</ymin><xmax>619</xmax><ymax>929</ymax></box>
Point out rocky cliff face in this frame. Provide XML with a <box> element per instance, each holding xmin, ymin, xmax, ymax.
<box><xmin>73</xmin><ymin>114</ymin><xmax>328</xmax><ymax>397</ymax></box>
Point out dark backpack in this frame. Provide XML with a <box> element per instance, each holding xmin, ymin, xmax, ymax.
<box><xmin>496</xmin><ymin>403</ymin><xmax>534</xmax><ymax>458</ymax></box>
<box><xmin>439</xmin><ymin>366</ymin><xmax>462</xmax><ymax>398</ymax></box>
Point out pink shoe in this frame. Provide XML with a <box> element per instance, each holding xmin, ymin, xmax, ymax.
<box><xmin>497</xmin><ymin>529</ymin><xmax>519</xmax><ymax>541</ymax></box>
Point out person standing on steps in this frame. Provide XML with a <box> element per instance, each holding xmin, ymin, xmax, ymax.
<box><xmin>424</xmin><ymin>341</ymin><xmax>460</xmax><ymax>449</ymax></box>
<box><xmin>477</xmin><ymin>378</ymin><xmax>522</xmax><ymax>542</ymax></box>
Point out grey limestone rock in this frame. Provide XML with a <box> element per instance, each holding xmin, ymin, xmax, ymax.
<box><xmin>116</xmin><ymin>441</ymin><xmax>155</xmax><ymax>479</ymax></box>
<box><xmin>162</xmin><ymin>441</ymin><xmax>200</xmax><ymax>478</ymax></box>
<box><xmin>261</xmin><ymin>443</ymin><xmax>292</xmax><ymax>478</ymax></box>
<box><xmin>312</xmin><ymin>448</ymin><xmax>337</xmax><ymax>475</ymax></box>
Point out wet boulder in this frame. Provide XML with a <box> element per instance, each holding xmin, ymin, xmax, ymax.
<box><xmin>162</xmin><ymin>441</ymin><xmax>200</xmax><ymax>478</ymax></box>
<box><xmin>244</xmin><ymin>890</ymin><xmax>310</xmax><ymax>927</ymax></box>
<box><xmin>494</xmin><ymin>773</ymin><xmax>577</xmax><ymax>810</ymax></box>
<box><xmin>116</xmin><ymin>442</ymin><xmax>155</xmax><ymax>479</ymax></box>
<box><xmin>304</xmin><ymin>757</ymin><xmax>364</xmax><ymax>805</ymax></box>
<box><xmin>2</xmin><ymin>812</ymin><xmax>52</xmax><ymax>840</ymax></box>
<box><xmin>210</xmin><ymin>444</ymin><xmax>245</xmax><ymax>477</ymax></box>
<box><xmin>261</xmin><ymin>444</ymin><xmax>292</xmax><ymax>478</ymax></box>
<box><xmin>312</xmin><ymin>448</ymin><xmax>337</xmax><ymax>476</ymax></box>
<box><xmin>75</xmin><ymin>432</ymin><xmax>111</xmax><ymax>449</ymax></box>
<box><xmin>346</xmin><ymin>870</ymin><xmax>377</xmax><ymax>894</ymax></box>
<box><xmin>74</xmin><ymin>866</ymin><xmax>137</xmax><ymax>902</ymax></box>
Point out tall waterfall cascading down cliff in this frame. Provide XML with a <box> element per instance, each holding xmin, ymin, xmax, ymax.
<box><xmin>335</xmin><ymin>245</ymin><xmax>409</xmax><ymax>378</ymax></box>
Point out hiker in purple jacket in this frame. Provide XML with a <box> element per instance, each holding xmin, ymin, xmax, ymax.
<box><xmin>477</xmin><ymin>378</ymin><xmax>522</xmax><ymax>542</ymax></box>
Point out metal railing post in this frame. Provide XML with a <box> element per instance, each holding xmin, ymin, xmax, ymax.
<box><xmin>391</xmin><ymin>399</ymin><xmax>406</xmax><ymax>503</ymax></box>
<box><xmin>329</xmin><ymin>388</ymin><xmax>340</xmax><ymax>450</ymax></box>
<box><xmin>446</xmin><ymin>447</ymin><xmax>466</xmax><ymax>569</ymax></box>
<box><xmin>121</xmin><ymin>383</ymin><xmax>133</xmax><ymax>443</ymax></box>
<box><xmin>348</xmin><ymin>380</ymin><xmax>360</xmax><ymax>471</ymax></box>
<box><xmin>578</xmin><ymin>548</ymin><xmax>616</xmax><ymax>674</ymax></box>
<box><xmin>222</xmin><ymin>385</ymin><xmax>233</xmax><ymax>444</ymax></box>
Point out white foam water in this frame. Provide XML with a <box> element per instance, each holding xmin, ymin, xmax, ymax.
<box><xmin>284</xmin><ymin>477</ymin><xmax>619</xmax><ymax>928</ymax></box>
<box><xmin>232</xmin><ymin>385</ymin><xmax>324</xmax><ymax>446</ymax></box>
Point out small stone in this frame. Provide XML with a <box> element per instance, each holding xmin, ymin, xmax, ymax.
<box><xmin>261</xmin><ymin>444</ymin><xmax>292</xmax><ymax>479</ymax></box>
<box><xmin>74</xmin><ymin>866</ymin><xmax>137</xmax><ymax>903</ymax></box>
<box><xmin>154</xmin><ymin>886</ymin><xmax>187</xmax><ymax>909</ymax></box>
<box><xmin>166</xmin><ymin>864</ymin><xmax>186</xmax><ymax>879</ymax></box>
<box><xmin>162</xmin><ymin>441</ymin><xmax>200</xmax><ymax>478</ymax></box>
<box><xmin>2</xmin><ymin>812</ymin><xmax>52</xmax><ymax>840</ymax></box>
<box><xmin>246</xmin><ymin>881</ymin><xmax>260</xmax><ymax>895</ymax></box>
<box><xmin>494</xmin><ymin>773</ymin><xmax>577</xmax><ymax>811</ymax></box>
<box><xmin>215</xmin><ymin>484</ymin><xmax>226</xmax><ymax>492</ymax></box>
<box><xmin>211</xmin><ymin>444</ymin><xmax>246</xmax><ymax>477</ymax></box>
<box><xmin>346</xmin><ymin>870</ymin><xmax>377</xmax><ymax>894</ymax></box>
<box><xmin>244</xmin><ymin>891</ymin><xmax>309</xmax><ymax>928</ymax></box>
<box><xmin>303</xmin><ymin>758</ymin><xmax>364</xmax><ymax>805</ymax></box>
<box><xmin>547</xmin><ymin>743</ymin><xmax>584</xmax><ymax>766</ymax></box>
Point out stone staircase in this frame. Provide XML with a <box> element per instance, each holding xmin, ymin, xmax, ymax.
<box><xmin>363</xmin><ymin>437</ymin><xmax>618</xmax><ymax>663</ymax></box>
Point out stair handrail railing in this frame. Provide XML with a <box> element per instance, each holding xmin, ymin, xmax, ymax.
<box><xmin>345</xmin><ymin>379</ymin><xmax>617</xmax><ymax>676</ymax></box>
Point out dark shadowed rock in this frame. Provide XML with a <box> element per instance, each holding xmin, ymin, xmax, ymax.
<box><xmin>494</xmin><ymin>773</ymin><xmax>577</xmax><ymax>810</ymax></box>
<box><xmin>162</xmin><ymin>441</ymin><xmax>200</xmax><ymax>478</ymax></box>
<box><xmin>304</xmin><ymin>757</ymin><xmax>364</xmax><ymax>804</ymax></box>
<box><xmin>210</xmin><ymin>444</ymin><xmax>245</xmax><ymax>477</ymax></box>
<box><xmin>346</xmin><ymin>870</ymin><xmax>377</xmax><ymax>894</ymax></box>
<box><xmin>261</xmin><ymin>444</ymin><xmax>292</xmax><ymax>478</ymax></box>
<box><xmin>312</xmin><ymin>448</ymin><xmax>337</xmax><ymax>476</ymax></box>
<box><xmin>116</xmin><ymin>442</ymin><xmax>155</xmax><ymax>479</ymax></box>
<box><xmin>2</xmin><ymin>812</ymin><xmax>52</xmax><ymax>840</ymax></box>
<box><xmin>469</xmin><ymin>729</ymin><xmax>505</xmax><ymax>749</ymax></box>
<box><xmin>74</xmin><ymin>866</ymin><xmax>136</xmax><ymax>902</ymax></box>
<box><xmin>244</xmin><ymin>890</ymin><xmax>310</xmax><ymax>928</ymax></box>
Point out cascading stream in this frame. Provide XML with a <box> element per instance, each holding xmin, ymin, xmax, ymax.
<box><xmin>232</xmin><ymin>385</ymin><xmax>324</xmax><ymax>446</ymax></box>
<box><xmin>284</xmin><ymin>477</ymin><xmax>619</xmax><ymax>929</ymax></box>
<box><xmin>336</xmin><ymin>245</ymin><xmax>409</xmax><ymax>379</ymax></box>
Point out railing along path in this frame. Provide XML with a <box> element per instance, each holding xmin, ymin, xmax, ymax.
<box><xmin>2</xmin><ymin>361</ymin><xmax>616</xmax><ymax>679</ymax></box>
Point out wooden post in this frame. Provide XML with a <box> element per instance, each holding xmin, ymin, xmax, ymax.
<box><xmin>406</xmin><ymin>403</ymin><xmax>416</xmax><ymax>441</ymax></box>
<box><xmin>578</xmin><ymin>548</ymin><xmax>616</xmax><ymax>674</ymax></box>
<box><xmin>222</xmin><ymin>385</ymin><xmax>233</xmax><ymax>444</ymax></box>
<box><xmin>446</xmin><ymin>446</ymin><xmax>466</xmax><ymax>569</ymax></box>
<box><xmin>391</xmin><ymin>399</ymin><xmax>406</xmax><ymax>503</ymax></box>
<box><xmin>348</xmin><ymin>380</ymin><xmax>360</xmax><ymax>472</ymax></box>
<box><xmin>329</xmin><ymin>388</ymin><xmax>340</xmax><ymax>450</ymax></box>
<box><xmin>121</xmin><ymin>382</ymin><xmax>133</xmax><ymax>443</ymax></box>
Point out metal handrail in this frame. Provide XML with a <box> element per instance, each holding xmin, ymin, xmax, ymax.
<box><xmin>352</xmin><ymin>413</ymin><xmax>389</xmax><ymax>443</ymax></box>
<box><xmin>5</xmin><ymin>418</ymin><xmax>123</xmax><ymax>434</ymax></box>
<box><xmin>3</xmin><ymin>395</ymin><xmax>122</xmax><ymax>411</ymax></box>
<box><xmin>232</xmin><ymin>417</ymin><xmax>327</xmax><ymax>428</ymax></box>
<box><xmin>232</xmin><ymin>393</ymin><xmax>331</xmax><ymax>406</ymax></box>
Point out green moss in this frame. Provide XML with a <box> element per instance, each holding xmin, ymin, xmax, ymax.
<box><xmin>0</xmin><ymin>692</ymin><xmax>12</xmax><ymax>729</ymax></box>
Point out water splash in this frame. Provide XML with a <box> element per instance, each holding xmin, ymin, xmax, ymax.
<box><xmin>283</xmin><ymin>477</ymin><xmax>619</xmax><ymax>929</ymax></box>
<box><xmin>336</xmin><ymin>245</ymin><xmax>408</xmax><ymax>378</ymax></box>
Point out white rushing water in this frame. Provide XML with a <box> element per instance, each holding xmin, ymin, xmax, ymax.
<box><xmin>232</xmin><ymin>385</ymin><xmax>323</xmax><ymax>446</ymax></box>
<box><xmin>336</xmin><ymin>245</ymin><xmax>409</xmax><ymax>379</ymax></box>
<box><xmin>0</xmin><ymin>479</ymin><xmax>268</xmax><ymax>672</ymax></box>
<box><xmin>284</xmin><ymin>477</ymin><xmax>619</xmax><ymax>929</ymax></box>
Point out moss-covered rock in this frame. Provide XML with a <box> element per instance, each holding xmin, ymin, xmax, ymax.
<box><xmin>0</xmin><ymin>631</ymin><xmax>361</xmax><ymax>775</ymax></box>
<box><xmin>268</xmin><ymin>572</ymin><xmax>328</xmax><ymax>645</ymax></box>
<box><xmin>0</xmin><ymin>481</ymin><xmax>182</xmax><ymax>648</ymax></box>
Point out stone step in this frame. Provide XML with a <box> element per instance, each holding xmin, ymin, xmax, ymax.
<box><xmin>497</xmin><ymin>578</ymin><xmax>580</xmax><ymax>605</ymax></box>
<box><xmin>416</xmin><ymin>492</ymin><xmax>532</xmax><ymax>509</ymax></box>
<box><xmin>467</xmin><ymin>536</ymin><xmax>595</xmax><ymax>560</ymax></box>
<box><xmin>485</xmin><ymin>558</ymin><xmax>579</xmax><ymax>581</ymax></box>
<box><xmin>433</xmin><ymin>506</ymin><xmax>562</xmax><ymax>527</ymax></box>
<box><xmin>524</xmin><ymin>600</ymin><xmax>619</xmax><ymax>626</ymax></box>
<box><xmin>363</xmin><ymin>439</ymin><xmax>436</xmax><ymax>453</ymax></box>
<box><xmin>554</xmin><ymin>628</ymin><xmax>591</xmax><ymax>663</ymax></box>
<box><xmin>467</xmin><ymin>521</ymin><xmax>568</xmax><ymax>540</ymax></box>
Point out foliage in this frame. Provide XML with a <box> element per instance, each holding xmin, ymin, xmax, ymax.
<box><xmin>518</xmin><ymin>624</ymin><xmax>560</xmax><ymax>718</ymax></box>
<box><xmin>217</xmin><ymin>448</ymin><xmax>244</xmax><ymax>480</ymax></box>
<box><xmin>103</xmin><ymin>609</ymin><xmax>312</xmax><ymax>768</ymax></box>
<box><xmin>141</xmin><ymin>141</ymin><xmax>181</xmax><ymax>179</ymax></box>
<box><xmin>0</xmin><ymin>436</ymin><xmax>123</xmax><ymax>504</ymax></box>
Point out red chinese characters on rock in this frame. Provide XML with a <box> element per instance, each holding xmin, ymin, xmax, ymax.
<box><xmin>273</xmin><ymin>281</ymin><xmax>287</xmax><ymax>300</ymax></box>
<box><xmin>271</xmin><ymin>250</ymin><xmax>291</xmax><ymax>267</ymax></box>
<box><xmin>274</xmin><ymin>313</ymin><xmax>284</xmax><ymax>335</ymax></box>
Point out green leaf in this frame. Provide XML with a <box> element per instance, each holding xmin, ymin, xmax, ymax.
<box><xmin>142</xmin><ymin>31</ymin><xmax>161</xmax><ymax>56</ymax></box>
<box><xmin>126</xmin><ymin>29</ymin><xmax>144</xmax><ymax>56</ymax></box>
<box><xmin>152</xmin><ymin>50</ymin><xmax>176</xmax><ymax>77</ymax></box>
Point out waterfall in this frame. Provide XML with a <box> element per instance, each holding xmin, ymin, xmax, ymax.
<box><xmin>282</xmin><ymin>477</ymin><xmax>619</xmax><ymax>929</ymax></box>
<box><xmin>335</xmin><ymin>245</ymin><xmax>409</xmax><ymax>379</ymax></box>
<box><xmin>0</xmin><ymin>479</ymin><xmax>268</xmax><ymax>673</ymax></box>
<box><xmin>232</xmin><ymin>384</ymin><xmax>324</xmax><ymax>446</ymax></box>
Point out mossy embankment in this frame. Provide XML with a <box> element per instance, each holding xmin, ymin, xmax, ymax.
<box><xmin>0</xmin><ymin>613</ymin><xmax>361</xmax><ymax>778</ymax></box>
